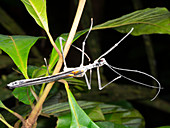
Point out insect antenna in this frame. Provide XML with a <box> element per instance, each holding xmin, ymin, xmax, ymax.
<box><xmin>72</xmin><ymin>44</ymin><xmax>91</xmax><ymax>62</ymax></box>
<box><xmin>105</xmin><ymin>62</ymin><xmax>162</xmax><ymax>101</ymax></box>
<box><xmin>97</xmin><ymin>28</ymin><xmax>134</xmax><ymax>60</ymax></box>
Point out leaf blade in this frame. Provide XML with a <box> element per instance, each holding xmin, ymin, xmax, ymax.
<box><xmin>95</xmin><ymin>122</ymin><xmax>131</xmax><ymax>128</ymax></box>
<box><xmin>65</xmin><ymin>85</ymin><xmax>99</xmax><ymax>128</ymax></box>
<box><xmin>0</xmin><ymin>100</ymin><xmax>6</xmax><ymax>109</ymax></box>
<box><xmin>12</xmin><ymin>87</ymin><xmax>35</xmax><ymax>105</ymax></box>
<box><xmin>43</xmin><ymin>100</ymin><xmax>145</xmax><ymax>128</ymax></box>
<box><xmin>0</xmin><ymin>34</ymin><xmax>43</xmax><ymax>78</ymax></box>
<box><xmin>93</xmin><ymin>7</ymin><xmax>170</xmax><ymax>35</ymax></box>
<box><xmin>21</xmin><ymin>0</ymin><xmax>49</xmax><ymax>31</ymax></box>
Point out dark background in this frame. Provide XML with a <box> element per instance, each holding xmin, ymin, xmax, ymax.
<box><xmin>0</xmin><ymin>0</ymin><xmax>170</xmax><ymax>128</ymax></box>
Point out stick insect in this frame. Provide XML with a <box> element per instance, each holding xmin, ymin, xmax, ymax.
<box><xmin>7</xmin><ymin>20</ymin><xmax>161</xmax><ymax>101</ymax></box>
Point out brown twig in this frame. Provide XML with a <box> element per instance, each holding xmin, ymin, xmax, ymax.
<box><xmin>11</xmin><ymin>112</ymin><xmax>26</xmax><ymax>128</ymax></box>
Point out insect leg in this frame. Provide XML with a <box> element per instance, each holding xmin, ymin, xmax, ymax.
<box><xmin>59</xmin><ymin>37</ymin><xmax>67</xmax><ymax>69</ymax></box>
<box><xmin>89</xmin><ymin>69</ymin><xmax>92</xmax><ymax>86</ymax></box>
<box><xmin>80</xmin><ymin>18</ymin><xmax>93</xmax><ymax>66</ymax></box>
<box><xmin>97</xmin><ymin>66</ymin><xmax>121</xmax><ymax>90</ymax></box>
<box><xmin>100</xmin><ymin>76</ymin><xmax>121</xmax><ymax>90</ymax></box>
<box><xmin>97</xmin><ymin>67</ymin><xmax>102</xmax><ymax>90</ymax></box>
<box><xmin>44</xmin><ymin>58</ymin><xmax>50</xmax><ymax>75</ymax></box>
<box><xmin>84</xmin><ymin>73</ymin><xmax>91</xmax><ymax>90</ymax></box>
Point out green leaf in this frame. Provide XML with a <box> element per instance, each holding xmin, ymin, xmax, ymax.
<box><xmin>66</xmin><ymin>78</ymin><xmax>86</xmax><ymax>87</ymax></box>
<box><xmin>0</xmin><ymin>34</ymin><xmax>43</xmax><ymax>78</ymax></box>
<box><xmin>49</xmin><ymin>7</ymin><xmax>170</xmax><ymax>71</ymax></box>
<box><xmin>95</xmin><ymin>122</ymin><xmax>131</xmax><ymax>128</ymax></box>
<box><xmin>21</xmin><ymin>0</ymin><xmax>49</xmax><ymax>31</ymax></box>
<box><xmin>86</xmin><ymin>106</ymin><xmax>105</xmax><ymax>121</ymax></box>
<box><xmin>57</xmin><ymin>113</ymin><xmax>72</xmax><ymax>128</ymax></box>
<box><xmin>47</xmin><ymin>101</ymin><xmax>101</xmax><ymax>128</ymax></box>
<box><xmin>43</xmin><ymin>101</ymin><xmax>101</xmax><ymax>117</ymax></box>
<box><xmin>104</xmin><ymin>106</ymin><xmax>145</xmax><ymax>128</ymax></box>
<box><xmin>12</xmin><ymin>87</ymin><xmax>35</xmax><ymax>105</ymax></box>
<box><xmin>11</xmin><ymin>65</ymin><xmax>54</xmax><ymax>105</ymax></box>
<box><xmin>57</xmin><ymin>107</ymin><xmax>105</xmax><ymax>128</ymax></box>
<box><xmin>43</xmin><ymin>100</ymin><xmax>144</xmax><ymax>128</ymax></box>
<box><xmin>0</xmin><ymin>100</ymin><xmax>6</xmax><ymax>109</ymax></box>
<box><xmin>93</xmin><ymin>7</ymin><xmax>170</xmax><ymax>36</ymax></box>
<box><xmin>27</xmin><ymin>65</ymin><xmax>48</xmax><ymax>78</ymax></box>
<box><xmin>49</xmin><ymin>30</ymin><xmax>87</xmax><ymax>71</ymax></box>
<box><xmin>66</xmin><ymin>87</ymin><xmax>99</xmax><ymax>128</ymax></box>
<box><xmin>112</xmin><ymin>100</ymin><xmax>134</xmax><ymax>109</ymax></box>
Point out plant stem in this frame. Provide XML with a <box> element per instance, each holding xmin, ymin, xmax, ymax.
<box><xmin>4</xmin><ymin>107</ymin><xmax>26</xmax><ymax>127</ymax></box>
<box><xmin>46</xmin><ymin>31</ymin><xmax>62</xmax><ymax>60</ymax></box>
<box><xmin>64</xmin><ymin>0</ymin><xmax>86</xmax><ymax>58</ymax></box>
<box><xmin>25</xmin><ymin>0</ymin><xmax>86</xmax><ymax>127</ymax></box>
<box><xmin>143</xmin><ymin>35</ymin><xmax>157</xmax><ymax>78</ymax></box>
<box><xmin>0</xmin><ymin>117</ymin><xmax>14</xmax><ymax>128</ymax></box>
<box><xmin>52</xmin><ymin>0</ymin><xmax>87</xmax><ymax>75</ymax></box>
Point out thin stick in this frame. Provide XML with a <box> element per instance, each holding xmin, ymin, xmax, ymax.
<box><xmin>64</xmin><ymin>0</ymin><xmax>87</xmax><ymax>59</ymax></box>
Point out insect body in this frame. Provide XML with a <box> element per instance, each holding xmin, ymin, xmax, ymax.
<box><xmin>7</xmin><ymin>20</ymin><xmax>161</xmax><ymax>101</ymax></box>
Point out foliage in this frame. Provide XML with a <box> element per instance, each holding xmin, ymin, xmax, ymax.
<box><xmin>43</xmin><ymin>100</ymin><xmax>144</xmax><ymax>128</ymax></box>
